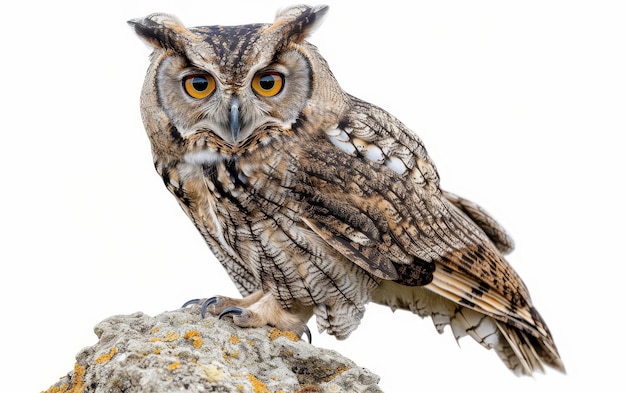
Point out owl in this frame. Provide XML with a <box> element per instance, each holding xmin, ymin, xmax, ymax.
<box><xmin>129</xmin><ymin>5</ymin><xmax>564</xmax><ymax>375</ymax></box>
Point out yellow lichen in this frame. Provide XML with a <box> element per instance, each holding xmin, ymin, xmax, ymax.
<box><xmin>245</xmin><ymin>374</ymin><xmax>270</xmax><ymax>393</ymax></box>
<box><xmin>222</xmin><ymin>350</ymin><xmax>231</xmax><ymax>364</ymax></box>
<box><xmin>268</xmin><ymin>328</ymin><xmax>301</xmax><ymax>341</ymax></box>
<box><xmin>222</xmin><ymin>347</ymin><xmax>240</xmax><ymax>363</ymax></box>
<box><xmin>41</xmin><ymin>385</ymin><xmax>66</xmax><ymax>393</ymax></box>
<box><xmin>246</xmin><ymin>339</ymin><xmax>255</xmax><ymax>346</ymax></box>
<box><xmin>338</xmin><ymin>365</ymin><xmax>350</xmax><ymax>373</ymax></box>
<box><xmin>184</xmin><ymin>330</ymin><xmax>204</xmax><ymax>348</ymax></box>
<box><xmin>184</xmin><ymin>330</ymin><xmax>200</xmax><ymax>339</ymax></box>
<box><xmin>230</xmin><ymin>335</ymin><xmax>240</xmax><ymax>344</ymax></box>
<box><xmin>152</xmin><ymin>331</ymin><xmax>180</xmax><ymax>343</ymax></box>
<box><xmin>95</xmin><ymin>347</ymin><xmax>118</xmax><ymax>364</ymax></box>
<box><xmin>41</xmin><ymin>363</ymin><xmax>87</xmax><ymax>393</ymax></box>
<box><xmin>162</xmin><ymin>332</ymin><xmax>180</xmax><ymax>342</ymax></box>
<box><xmin>332</xmin><ymin>365</ymin><xmax>351</xmax><ymax>379</ymax></box>
<box><xmin>72</xmin><ymin>363</ymin><xmax>86</xmax><ymax>390</ymax></box>
<box><xmin>150</xmin><ymin>327</ymin><xmax>160</xmax><ymax>334</ymax></box>
<box><xmin>167</xmin><ymin>361</ymin><xmax>180</xmax><ymax>370</ymax></box>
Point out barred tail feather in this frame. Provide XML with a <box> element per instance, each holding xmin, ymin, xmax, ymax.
<box><xmin>495</xmin><ymin>320</ymin><xmax>565</xmax><ymax>375</ymax></box>
<box><xmin>495</xmin><ymin>321</ymin><xmax>543</xmax><ymax>375</ymax></box>
<box><xmin>449</xmin><ymin>307</ymin><xmax>555</xmax><ymax>376</ymax></box>
<box><xmin>371</xmin><ymin>281</ymin><xmax>565</xmax><ymax>375</ymax></box>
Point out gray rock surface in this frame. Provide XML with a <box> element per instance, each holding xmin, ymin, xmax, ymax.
<box><xmin>42</xmin><ymin>307</ymin><xmax>381</xmax><ymax>392</ymax></box>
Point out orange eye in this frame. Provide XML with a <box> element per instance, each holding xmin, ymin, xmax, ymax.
<box><xmin>252</xmin><ymin>72</ymin><xmax>284</xmax><ymax>97</ymax></box>
<box><xmin>183</xmin><ymin>74</ymin><xmax>215</xmax><ymax>99</ymax></box>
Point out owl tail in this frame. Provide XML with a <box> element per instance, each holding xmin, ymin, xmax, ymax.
<box><xmin>446</xmin><ymin>305</ymin><xmax>565</xmax><ymax>376</ymax></box>
<box><xmin>493</xmin><ymin>320</ymin><xmax>565</xmax><ymax>376</ymax></box>
<box><xmin>372</xmin><ymin>282</ymin><xmax>565</xmax><ymax>375</ymax></box>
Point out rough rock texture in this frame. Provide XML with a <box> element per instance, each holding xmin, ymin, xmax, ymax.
<box><xmin>42</xmin><ymin>307</ymin><xmax>381</xmax><ymax>393</ymax></box>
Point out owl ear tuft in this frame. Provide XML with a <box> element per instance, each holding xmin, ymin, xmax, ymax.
<box><xmin>128</xmin><ymin>13</ymin><xmax>193</xmax><ymax>52</ymax></box>
<box><xmin>270</xmin><ymin>4</ymin><xmax>329</xmax><ymax>43</ymax></box>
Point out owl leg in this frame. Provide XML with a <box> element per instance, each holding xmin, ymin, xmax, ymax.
<box><xmin>184</xmin><ymin>291</ymin><xmax>312</xmax><ymax>341</ymax></box>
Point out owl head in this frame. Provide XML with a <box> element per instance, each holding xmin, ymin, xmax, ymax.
<box><xmin>130</xmin><ymin>5</ymin><xmax>343</xmax><ymax>163</ymax></box>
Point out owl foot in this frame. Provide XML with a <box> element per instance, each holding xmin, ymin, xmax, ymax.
<box><xmin>182</xmin><ymin>291</ymin><xmax>264</xmax><ymax>316</ymax></box>
<box><xmin>182</xmin><ymin>291</ymin><xmax>313</xmax><ymax>342</ymax></box>
<box><xmin>219</xmin><ymin>306</ymin><xmax>312</xmax><ymax>343</ymax></box>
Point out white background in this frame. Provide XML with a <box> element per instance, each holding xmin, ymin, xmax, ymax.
<box><xmin>1</xmin><ymin>1</ymin><xmax>624</xmax><ymax>391</ymax></box>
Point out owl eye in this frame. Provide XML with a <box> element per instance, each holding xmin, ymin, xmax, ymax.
<box><xmin>252</xmin><ymin>72</ymin><xmax>284</xmax><ymax>97</ymax></box>
<box><xmin>183</xmin><ymin>74</ymin><xmax>216</xmax><ymax>99</ymax></box>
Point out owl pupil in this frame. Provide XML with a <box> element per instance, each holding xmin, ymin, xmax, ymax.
<box><xmin>192</xmin><ymin>77</ymin><xmax>209</xmax><ymax>91</ymax></box>
<box><xmin>259</xmin><ymin>75</ymin><xmax>275</xmax><ymax>90</ymax></box>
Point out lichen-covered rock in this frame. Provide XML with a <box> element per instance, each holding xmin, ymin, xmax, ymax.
<box><xmin>42</xmin><ymin>307</ymin><xmax>381</xmax><ymax>393</ymax></box>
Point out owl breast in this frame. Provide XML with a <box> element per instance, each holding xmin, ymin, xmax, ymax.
<box><xmin>166</xmin><ymin>134</ymin><xmax>379</xmax><ymax>338</ymax></box>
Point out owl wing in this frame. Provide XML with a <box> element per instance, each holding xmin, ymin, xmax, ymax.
<box><xmin>292</xmin><ymin>96</ymin><xmax>563</xmax><ymax>373</ymax></box>
<box><xmin>442</xmin><ymin>190</ymin><xmax>514</xmax><ymax>255</ymax></box>
<box><xmin>296</xmin><ymin>136</ymin><xmax>533</xmax><ymax>328</ymax></box>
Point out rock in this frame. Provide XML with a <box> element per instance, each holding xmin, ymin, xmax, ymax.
<box><xmin>41</xmin><ymin>307</ymin><xmax>382</xmax><ymax>393</ymax></box>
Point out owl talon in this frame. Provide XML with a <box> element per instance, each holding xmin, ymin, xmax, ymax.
<box><xmin>218</xmin><ymin>306</ymin><xmax>245</xmax><ymax>319</ymax></box>
<box><xmin>302</xmin><ymin>325</ymin><xmax>312</xmax><ymax>344</ymax></box>
<box><xmin>181</xmin><ymin>298</ymin><xmax>201</xmax><ymax>308</ymax></box>
<box><xmin>201</xmin><ymin>297</ymin><xmax>219</xmax><ymax>318</ymax></box>
<box><xmin>181</xmin><ymin>297</ymin><xmax>221</xmax><ymax>318</ymax></box>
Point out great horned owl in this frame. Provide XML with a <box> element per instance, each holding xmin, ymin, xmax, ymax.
<box><xmin>129</xmin><ymin>5</ymin><xmax>564</xmax><ymax>375</ymax></box>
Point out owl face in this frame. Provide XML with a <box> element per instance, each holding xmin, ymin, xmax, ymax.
<box><xmin>132</xmin><ymin>7</ymin><xmax>333</xmax><ymax>162</ymax></box>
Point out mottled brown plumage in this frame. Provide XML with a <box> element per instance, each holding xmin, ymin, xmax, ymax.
<box><xmin>130</xmin><ymin>5</ymin><xmax>564</xmax><ymax>375</ymax></box>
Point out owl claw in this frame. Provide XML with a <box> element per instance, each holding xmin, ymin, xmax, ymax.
<box><xmin>181</xmin><ymin>298</ymin><xmax>201</xmax><ymax>308</ymax></box>
<box><xmin>201</xmin><ymin>297</ymin><xmax>219</xmax><ymax>318</ymax></box>
<box><xmin>302</xmin><ymin>325</ymin><xmax>312</xmax><ymax>344</ymax></box>
<box><xmin>182</xmin><ymin>296</ymin><xmax>244</xmax><ymax>317</ymax></box>
<box><xmin>181</xmin><ymin>297</ymin><xmax>220</xmax><ymax>317</ymax></box>
<box><xmin>218</xmin><ymin>306</ymin><xmax>245</xmax><ymax>319</ymax></box>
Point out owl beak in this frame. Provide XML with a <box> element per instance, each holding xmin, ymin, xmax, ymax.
<box><xmin>229</xmin><ymin>96</ymin><xmax>241</xmax><ymax>141</ymax></box>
